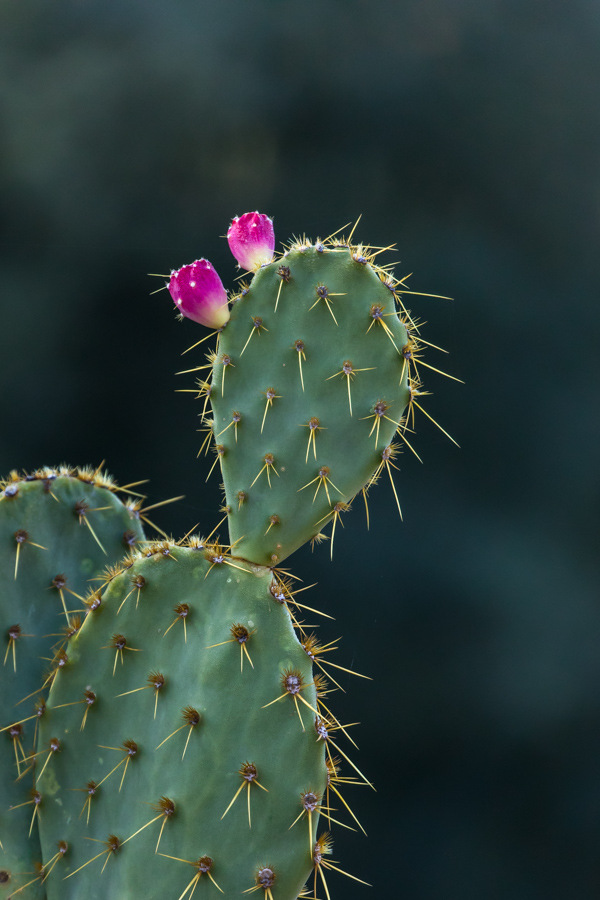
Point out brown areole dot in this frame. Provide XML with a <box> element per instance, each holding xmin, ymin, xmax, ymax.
<box><xmin>264</xmin><ymin>514</ymin><xmax>280</xmax><ymax>536</ymax></box>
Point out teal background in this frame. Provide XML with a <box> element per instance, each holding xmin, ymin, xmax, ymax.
<box><xmin>1</xmin><ymin>2</ymin><xmax>599</xmax><ymax>897</ymax></box>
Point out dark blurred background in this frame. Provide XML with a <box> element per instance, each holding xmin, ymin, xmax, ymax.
<box><xmin>1</xmin><ymin>1</ymin><xmax>599</xmax><ymax>897</ymax></box>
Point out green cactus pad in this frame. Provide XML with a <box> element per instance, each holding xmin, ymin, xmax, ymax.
<box><xmin>36</xmin><ymin>542</ymin><xmax>329</xmax><ymax>900</ymax></box>
<box><xmin>0</xmin><ymin>466</ymin><xmax>146</xmax><ymax>899</ymax></box>
<box><xmin>209</xmin><ymin>240</ymin><xmax>410</xmax><ymax>566</ymax></box>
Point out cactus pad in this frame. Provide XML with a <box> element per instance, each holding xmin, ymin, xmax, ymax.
<box><xmin>36</xmin><ymin>542</ymin><xmax>330</xmax><ymax>900</ymax></box>
<box><xmin>0</xmin><ymin>466</ymin><xmax>146</xmax><ymax>899</ymax></box>
<box><xmin>209</xmin><ymin>239</ymin><xmax>411</xmax><ymax>566</ymax></box>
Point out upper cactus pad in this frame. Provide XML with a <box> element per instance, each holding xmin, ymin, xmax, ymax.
<box><xmin>209</xmin><ymin>239</ymin><xmax>411</xmax><ymax>566</ymax></box>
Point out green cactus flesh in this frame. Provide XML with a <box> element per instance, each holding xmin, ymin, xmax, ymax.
<box><xmin>36</xmin><ymin>543</ymin><xmax>331</xmax><ymax>900</ymax></box>
<box><xmin>209</xmin><ymin>242</ymin><xmax>410</xmax><ymax>566</ymax></box>
<box><xmin>0</xmin><ymin>467</ymin><xmax>146</xmax><ymax>899</ymax></box>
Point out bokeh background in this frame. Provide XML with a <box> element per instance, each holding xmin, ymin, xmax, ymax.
<box><xmin>1</xmin><ymin>1</ymin><xmax>599</xmax><ymax>897</ymax></box>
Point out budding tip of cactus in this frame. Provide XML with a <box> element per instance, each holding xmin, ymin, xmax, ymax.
<box><xmin>168</xmin><ymin>259</ymin><xmax>230</xmax><ymax>329</ymax></box>
<box><xmin>227</xmin><ymin>212</ymin><xmax>275</xmax><ymax>271</ymax></box>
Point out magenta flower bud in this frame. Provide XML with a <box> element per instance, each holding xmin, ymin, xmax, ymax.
<box><xmin>168</xmin><ymin>259</ymin><xmax>230</xmax><ymax>329</ymax></box>
<box><xmin>227</xmin><ymin>212</ymin><xmax>275</xmax><ymax>270</ymax></box>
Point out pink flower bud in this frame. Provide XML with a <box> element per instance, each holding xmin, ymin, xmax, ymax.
<box><xmin>168</xmin><ymin>259</ymin><xmax>230</xmax><ymax>329</ymax></box>
<box><xmin>227</xmin><ymin>212</ymin><xmax>275</xmax><ymax>271</ymax></box>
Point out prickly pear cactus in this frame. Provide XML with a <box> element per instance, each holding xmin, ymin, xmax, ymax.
<box><xmin>210</xmin><ymin>240</ymin><xmax>410</xmax><ymax>566</ymax></box>
<box><xmin>0</xmin><ymin>213</ymin><xmax>450</xmax><ymax>900</ymax></box>
<box><xmin>0</xmin><ymin>466</ymin><xmax>146</xmax><ymax>898</ymax></box>
<box><xmin>35</xmin><ymin>542</ymin><xmax>333</xmax><ymax>900</ymax></box>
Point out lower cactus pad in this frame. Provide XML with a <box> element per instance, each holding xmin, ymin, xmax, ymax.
<box><xmin>36</xmin><ymin>542</ymin><xmax>330</xmax><ymax>900</ymax></box>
